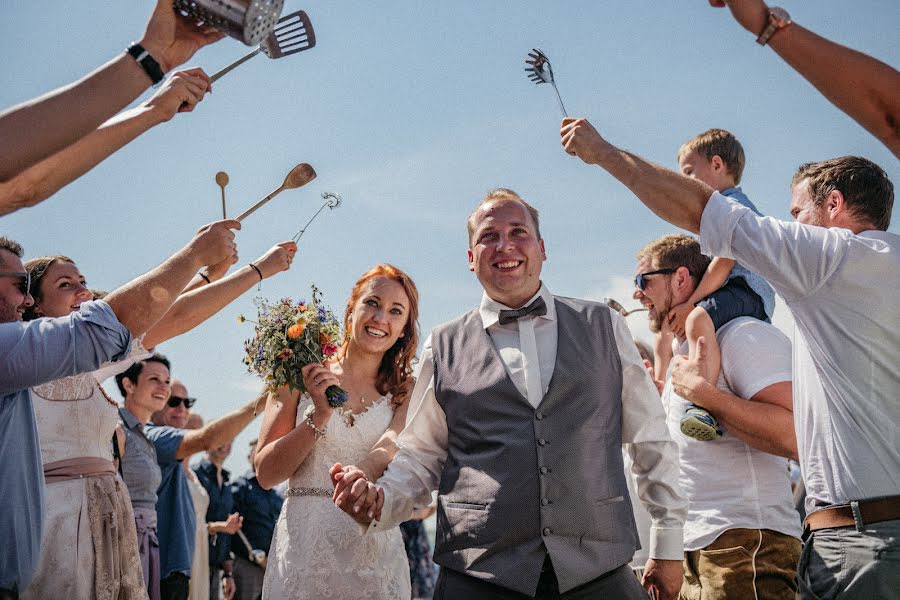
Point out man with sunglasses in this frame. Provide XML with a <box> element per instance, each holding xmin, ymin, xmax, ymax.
<box><xmin>562</xmin><ymin>116</ymin><xmax>898</xmax><ymax>598</ymax></box>
<box><xmin>117</xmin><ymin>362</ymin><xmax>261</xmax><ymax>600</ymax></box>
<box><xmin>634</xmin><ymin>234</ymin><xmax>801</xmax><ymax>599</ymax></box>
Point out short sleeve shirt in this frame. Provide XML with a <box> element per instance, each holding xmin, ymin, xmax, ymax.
<box><xmin>145</xmin><ymin>425</ymin><xmax>195</xmax><ymax>579</ymax></box>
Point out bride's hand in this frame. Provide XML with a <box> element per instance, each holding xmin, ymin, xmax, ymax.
<box><xmin>332</xmin><ymin>464</ymin><xmax>371</xmax><ymax>510</ymax></box>
<box><xmin>301</xmin><ymin>363</ymin><xmax>339</xmax><ymax>415</ymax></box>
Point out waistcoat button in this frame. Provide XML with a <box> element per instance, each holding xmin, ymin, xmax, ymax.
<box><xmin>539</xmin><ymin>466</ymin><xmax>548</xmax><ymax>475</ymax></box>
<box><xmin>538</xmin><ymin>439</ymin><xmax>546</xmax><ymax>446</ymax></box>
<box><xmin>543</xmin><ymin>527</ymin><xmax>551</xmax><ymax>536</ymax></box>
<box><xmin>541</xmin><ymin>498</ymin><xmax>549</xmax><ymax>506</ymax></box>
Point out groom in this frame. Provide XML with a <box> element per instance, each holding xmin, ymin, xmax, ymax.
<box><xmin>333</xmin><ymin>188</ymin><xmax>686</xmax><ymax>599</ymax></box>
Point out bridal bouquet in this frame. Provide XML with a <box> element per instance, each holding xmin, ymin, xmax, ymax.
<box><xmin>239</xmin><ymin>285</ymin><xmax>348</xmax><ymax>407</ymax></box>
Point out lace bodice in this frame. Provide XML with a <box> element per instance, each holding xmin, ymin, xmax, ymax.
<box><xmin>32</xmin><ymin>372</ymin><xmax>118</xmax><ymax>464</ymax></box>
<box><xmin>31</xmin><ymin>337</ymin><xmax>148</xmax><ymax>465</ymax></box>
<box><xmin>263</xmin><ymin>392</ymin><xmax>411</xmax><ymax>599</ymax></box>
<box><xmin>288</xmin><ymin>393</ymin><xmax>395</xmax><ymax>489</ymax></box>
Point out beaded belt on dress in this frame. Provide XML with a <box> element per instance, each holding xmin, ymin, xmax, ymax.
<box><xmin>285</xmin><ymin>486</ymin><xmax>332</xmax><ymax>497</ymax></box>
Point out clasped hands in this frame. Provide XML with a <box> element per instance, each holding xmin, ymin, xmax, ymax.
<box><xmin>328</xmin><ymin>462</ymin><xmax>384</xmax><ymax>525</ymax></box>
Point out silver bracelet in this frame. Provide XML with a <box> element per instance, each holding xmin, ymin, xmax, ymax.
<box><xmin>303</xmin><ymin>404</ymin><xmax>327</xmax><ymax>440</ymax></box>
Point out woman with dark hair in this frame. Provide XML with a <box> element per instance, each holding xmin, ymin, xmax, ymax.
<box><xmin>255</xmin><ymin>264</ymin><xmax>420</xmax><ymax>599</ymax></box>
<box><xmin>20</xmin><ymin>243</ymin><xmax>295</xmax><ymax>600</ymax></box>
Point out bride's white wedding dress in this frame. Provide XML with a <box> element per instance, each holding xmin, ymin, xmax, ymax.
<box><xmin>263</xmin><ymin>393</ymin><xmax>411</xmax><ymax>599</ymax></box>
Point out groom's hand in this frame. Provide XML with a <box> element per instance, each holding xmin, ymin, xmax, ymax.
<box><xmin>641</xmin><ymin>558</ymin><xmax>683</xmax><ymax>600</ymax></box>
<box><xmin>330</xmin><ymin>463</ymin><xmax>385</xmax><ymax>524</ymax></box>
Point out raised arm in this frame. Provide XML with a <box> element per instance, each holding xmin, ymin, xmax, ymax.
<box><xmin>142</xmin><ymin>242</ymin><xmax>296</xmax><ymax>348</ymax></box>
<box><xmin>709</xmin><ymin>0</ymin><xmax>900</xmax><ymax>157</ymax></box>
<box><xmin>0</xmin><ymin>0</ymin><xmax>223</xmax><ymax>181</ymax></box>
<box><xmin>561</xmin><ymin>117</ymin><xmax>712</xmax><ymax>232</ymax></box>
<box><xmin>0</xmin><ymin>69</ymin><xmax>212</xmax><ymax>218</ymax></box>
<box><xmin>103</xmin><ymin>219</ymin><xmax>240</xmax><ymax>337</ymax></box>
<box><xmin>254</xmin><ymin>363</ymin><xmax>340</xmax><ymax>489</ymax></box>
<box><xmin>176</xmin><ymin>393</ymin><xmax>261</xmax><ymax>460</ymax></box>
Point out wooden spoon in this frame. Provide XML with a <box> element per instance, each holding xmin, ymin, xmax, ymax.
<box><xmin>236</xmin><ymin>163</ymin><xmax>317</xmax><ymax>222</ymax></box>
<box><xmin>215</xmin><ymin>171</ymin><xmax>229</xmax><ymax>218</ymax></box>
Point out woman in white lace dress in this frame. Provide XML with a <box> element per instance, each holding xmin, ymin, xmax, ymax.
<box><xmin>255</xmin><ymin>264</ymin><xmax>420</xmax><ymax>599</ymax></box>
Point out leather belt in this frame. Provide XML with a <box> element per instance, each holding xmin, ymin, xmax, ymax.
<box><xmin>804</xmin><ymin>495</ymin><xmax>900</xmax><ymax>532</ymax></box>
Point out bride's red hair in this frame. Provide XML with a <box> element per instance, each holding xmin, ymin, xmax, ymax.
<box><xmin>341</xmin><ymin>264</ymin><xmax>420</xmax><ymax>406</ymax></box>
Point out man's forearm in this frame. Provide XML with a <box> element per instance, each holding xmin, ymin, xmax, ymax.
<box><xmin>593</xmin><ymin>143</ymin><xmax>711</xmax><ymax>233</ymax></box>
<box><xmin>0</xmin><ymin>53</ymin><xmax>151</xmax><ymax>181</ymax></box>
<box><xmin>0</xmin><ymin>104</ymin><xmax>161</xmax><ymax>217</ymax></box>
<box><xmin>201</xmin><ymin>399</ymin><xmax>259</xmax><ymax>450</ymax></box>
<box><xmin>104</xmin><ymin>245</ymin><xmax>202</xmax><ymax>336</ymax></box>
<box><xmin>770</xmin><ymin>24</ymin><xmax>900</xmax><ymax>157</ymax></box>
<box><xmin>697</xmin><ymin>385</ymin><xmax>797</xmax><ymax>459</ymax></box>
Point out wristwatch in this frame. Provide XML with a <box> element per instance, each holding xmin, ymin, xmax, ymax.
<box><xmin>756</xmin><ymin>7</ymin><xmax>792</xmax><ymax>46</ymax></box>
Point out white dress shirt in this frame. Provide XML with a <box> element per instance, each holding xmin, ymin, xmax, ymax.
<box><xmin>700</xmin><ymin>192</ymin><xmax>900</xmax><ymax>514</ymax></box>
<box><xmin>372</xmin><ymin>284</ymin><xmax>687</xmax><ymax>560</ymax></box>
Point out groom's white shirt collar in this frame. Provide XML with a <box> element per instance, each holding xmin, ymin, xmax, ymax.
<box><xmin>479</xmin><ymin>282</ymin><xmax>556</xmax><ymax>330</ymax></box>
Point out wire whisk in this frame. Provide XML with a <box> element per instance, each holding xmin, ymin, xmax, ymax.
<box><xmin>292</xmin><ymin>192</ymin><xmax>342</xmax><ymax>243</ymax></box>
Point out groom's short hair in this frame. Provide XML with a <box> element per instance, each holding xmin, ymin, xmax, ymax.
<box><xmin>467</xmin><ymin>188</ymin><xmax>542</xmax><ymax>247</ymax></box>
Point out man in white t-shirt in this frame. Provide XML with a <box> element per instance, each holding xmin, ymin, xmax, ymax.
<box><xmin>563</xmin><ymin>115</ymin><xmax>899</xmax><ymax>599</ymax></box>
<box><xmin>634</xmin><ymin>234</ymin><xmax>801</xmax><ymax>599</ymax></box>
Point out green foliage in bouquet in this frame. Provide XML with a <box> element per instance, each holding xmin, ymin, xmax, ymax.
<box><xmin>240</xmin><ymin>285</ymin><xmax>348</xmax><ymax>407</ymax></box>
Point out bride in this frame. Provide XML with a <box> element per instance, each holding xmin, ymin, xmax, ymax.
<box><xmin>255</xmin><ymin>264</ymin><xmax>419</xmax><ymax>599</ymax></box>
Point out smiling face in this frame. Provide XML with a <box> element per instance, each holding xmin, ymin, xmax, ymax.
<box><xmin>633</xmin><ymin>256</ymin><xmax>676</xmax><ymax>333</ymax></box>
<box><xmin>347</xmin><ymin>276</ymin><xmax>411</xmax><ymax>357</ymax></box>
<box><xmin>0</xmin><ymin>248</ymin><xmax>33</xmax><ymax>323</ymax></box>
<box><xmin>31</xmin><ymin>260</ymin><xmax>92</xmax><ymax>318</ymax></box>
<box><xmin>468</xmin><ymin>199</ymin><xmax>546</xmax><ymax>308</ymax></box>
<box><xmin>123</xmin><ymin>361</ymin><xmax>172</xmax><ymax>421</ymax></box>
<box><xmin>159</xmin><ymin>380</ymin><xmax>191</xmax><ymax>429</ymax></box>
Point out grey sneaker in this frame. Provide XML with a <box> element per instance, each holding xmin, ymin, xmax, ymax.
<box><xmin>681</xmin><ymin>405</ymin><xmax>722</xmax><ymax>441</ymax></box>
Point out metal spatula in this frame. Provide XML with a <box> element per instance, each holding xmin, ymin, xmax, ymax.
<box><xmin>210</xmin><ymin>10</ymin><xmax>316</xmax><ymax>83</ymax></box>
<box><xmin>525</xmin><ymin>48</ymin><xmax>568</xmax><ymax>117</ymax></box>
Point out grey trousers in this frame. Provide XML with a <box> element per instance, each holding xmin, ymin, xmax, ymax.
<box><xmin>798</xmin><ymin>518</ymin><xmax>900</xmax><ymax>599</ymax></box>
<box><xmin>434</xmin><ymin>562</ymin><xmax>647</xmax><ymax>600</ymax></box>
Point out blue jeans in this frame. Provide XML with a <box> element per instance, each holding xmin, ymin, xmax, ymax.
<box><xmin>798</xmin><ymin>518</ymin><xmax>900</xmax><ymax>599</ymax></box>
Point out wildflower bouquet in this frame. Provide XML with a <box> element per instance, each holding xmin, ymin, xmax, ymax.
<box><xmin>240</xmin><ymin>285</ymin><xmax>348</xmax><ymax>407</ymax></box>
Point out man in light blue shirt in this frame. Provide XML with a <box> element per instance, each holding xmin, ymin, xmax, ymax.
<box><xmin>0</xmin><ymin>224</ymin><xmax>238</xmax><ymax>596</ymax></box>
<box><xmin>0</xmin><ymin>236</ymin><xmax>131</xmax><ymax>595</ymax></box>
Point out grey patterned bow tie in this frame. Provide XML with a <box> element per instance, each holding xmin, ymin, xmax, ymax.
<box><xmin>498</xmin><ymin>296</ymin><xmax>547</xmax><ymax>325</ymax></box>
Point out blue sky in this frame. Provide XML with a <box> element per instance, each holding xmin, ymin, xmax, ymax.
<box><xmin>3</xmin><ymin>1</ymin><xmax>897</xmax><ymax>474</ymax></box>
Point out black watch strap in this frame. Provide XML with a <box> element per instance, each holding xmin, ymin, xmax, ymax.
<box><xmin>126</xmin><ymin>43</ymin><xmax>165</xmax><ymax>85</ymax></box>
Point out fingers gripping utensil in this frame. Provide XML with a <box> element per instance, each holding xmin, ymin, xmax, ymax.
<box><xmin>525</xmin><ymin>48</ymin><xmax>568</xmax><ymax>117</ymax></box>
<box><xmin>174</xmin><ymin>0</ymin><xmax>285</xmax><ymax>46</ymax></box>
<box><xmin>604</xmin><ymin>297</ymin><xmax>649</xmax><ymax>317</ymax></box>
<box><xmin>292</xmin><ymin>192</ymin><xmax>342</xmax><ymax>243</ymax></box>
<box><xmin>215</xmin><ymin>171</ymin><xmax>229</xmax><ymax>218</ymax></box>
<box><xmin>236</xmin><ymin>163</ymin><xmax>317</xmax><ymax>222</ymax></box>
<box><xmin>210</xmin><ymin>10</ymin><xmax>317</xmax><ymax>83</ymax></box>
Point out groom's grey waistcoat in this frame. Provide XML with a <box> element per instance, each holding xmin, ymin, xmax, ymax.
<box><xmin>430</xmin><ymin>296</ymin><xmax>639</xmax><ymax>596</ymax></box>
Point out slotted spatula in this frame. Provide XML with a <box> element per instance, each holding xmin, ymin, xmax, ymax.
<box><xmin>210</xmin><ymin>10</ymin><xmax>316</xmax><ymax>83</ymax></box>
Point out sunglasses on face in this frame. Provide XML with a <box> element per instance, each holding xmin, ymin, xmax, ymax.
<box><xmin>167</xmin><ymin>396</ymin><xmax>196</xmax><ymax>409</ymax></box>
<box><xmin>0</xmin><ymin>271</ymin><xmax>31</xmax><ymax>296</ymax></box>
<box><xmin>634</xmin><ymin>268</ymin><xmax>676</xmax><ymax>291</ymax></box>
